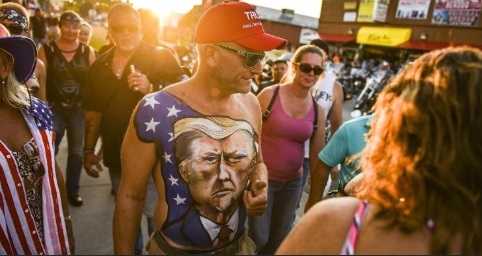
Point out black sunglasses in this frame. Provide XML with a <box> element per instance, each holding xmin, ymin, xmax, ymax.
<box><xmin>4</xmin><ymin>23</ymin><xmax>27</xmax><ymax>35</ymax></box>
<box><xmin>110</xmin><ymin>24</ymin><xmax>140</xmax><ymax>34</ymax></box>
<box><xmin>296</xmin><ymin>63</ymin><xmax>324</xmax><ymax>75</ymax></box>
<box><xmin>23</xmin><ymin>141</ymin><xmax>45</xmax><ymax>177</ymax></box>
<box><xmin>215</xmin><ymin>44</ymin><xmax>265</xmax><ymax>68</ymax></box>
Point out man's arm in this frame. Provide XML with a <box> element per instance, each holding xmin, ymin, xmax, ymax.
<box><xmin>304</xmin><ymin>159</ymin><xmax>331</xmax><ymax>212</ymax></box>
<box><xmin>305</xmin><ymin>104</ymin><xmax>328</xmax><ymax>213</ymax></box>
<box><xmin>36</xmin><ymin>59</ymin><xmax>47</xmax><ymax>102</ymax></box>
<box><xmin>243</xmin><ymin>93</ymin><xmax>269</xmax><ymax>216</ymax></box>
<box><xmin>113</xmin><ymin>107</ymin><xmax>158</xmax><ymax>254</ymax></box>
<box><xmin>83</xmin><ymin>110</ymin><xmax>103</xmax><ymax>177</ymax></box>
<box><xmin>37</xmin><ymin>45</ymin><xmax>47</xmax><ymax>72</ymax></box>
<box><xmin>329</xmin><ymin>81</ymin><xmax>344</xmax><ymax>136</ymax></box>
<box><xmin>344</xmin><ymin>173</ymin><xmax>363</xmax><ymax>196</ymax></box>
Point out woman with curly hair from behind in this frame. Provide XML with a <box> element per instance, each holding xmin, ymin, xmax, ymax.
<box><xmin>277</xmin><ymin>46</ymin><xmax>482</xmax><ymax>255</ymax></box>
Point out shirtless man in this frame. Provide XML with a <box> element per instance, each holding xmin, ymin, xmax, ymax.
<box><xmin>113</xmin><ymin>1</ymin><xmax>287</xmax><ymax>254</ymax></box>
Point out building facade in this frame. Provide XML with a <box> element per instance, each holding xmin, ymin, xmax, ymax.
<box><xmin>318</xmin><ymin>0</ymin><xmax>482</xmax><ymax>52</ymax></box>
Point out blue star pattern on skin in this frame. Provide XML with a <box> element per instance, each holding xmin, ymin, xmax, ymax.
<box><xmin>163</xmin><ymin>151</ymin><xmax>172</xmax><ymax>163</ymax></box>
<box><xmin>174</xmin><ymin>194</ymin><xmax>186</xmax><ymax>205</ymax></box>
<box><xmin>145</xmin><ymin>118</ymin><xmax>160</xmax><ymax>132</ymax></box>
<box><xmin>167</xmin><ymin>105</ymin><xmax>181</xmax><ymax>117</ymax></box>
<box><xmin>133</xmin><ymin>91</ymin><xmax>254</xmax><ymax>249</ymax></box>
<box><xmin>168</xmin><ymin>174</ymin><xmax>179</xmax><ymax>186</ymax></box>
<box><xmin>144</xmin><ymin>96</ymin><xmax>160</xmax><ymax>109</ymax></box>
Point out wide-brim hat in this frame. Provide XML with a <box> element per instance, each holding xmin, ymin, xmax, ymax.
<box><xmin>195</xmin><ymin>1</ymin><xmax>287</xmax><ymax>51</ymax></box>
<box><xmin>0</xmin><ymin>35</ymin><xmax>36</xmax><ymax>84</ymax></box>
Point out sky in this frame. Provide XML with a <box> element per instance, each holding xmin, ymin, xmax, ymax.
<box><xmin>243</xmin><ymin>0</ymin><xmax>322</xmax><ymax>18</ymax></box>
<box><xmin>129</xmin><ymin>0</ymin><xmax>322</xmax><ymax>19</ymax></box>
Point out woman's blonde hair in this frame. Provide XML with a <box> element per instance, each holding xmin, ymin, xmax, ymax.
<box><xmin>358</xmin><ymin>46</ymin><xmax>482</xmax><ymax>254</ymax></box>
<box><xmin>0</xmin><ymin>51</ymin><xmax>30</xmax><ymax>108</ymax></box>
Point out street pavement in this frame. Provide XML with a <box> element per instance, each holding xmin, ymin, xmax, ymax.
<box><xmin>57</xmin><ymin>99</ymin><xmax>356</xmax><ymax>255</ymax></box>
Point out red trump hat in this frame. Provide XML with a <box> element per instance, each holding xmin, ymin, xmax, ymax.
<box><xmin>194</xmin><ymin>1</ymin><xmax>288</xmax><ymax>51</ymax></box>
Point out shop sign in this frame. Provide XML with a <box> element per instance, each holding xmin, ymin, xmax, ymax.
<box><xmin>357</xmin><ymin>0</ymin><xmax>376</xmax><ymax>22</ymax></box>
<box><xmin>396</xmin><ymin>0</ymin><xmax>431</xmax><ymax>19</ymax></box>
<box><xmin>357</xmin><ymin>27</ymin><xmax>411</xmax><ymax>47</ymax></box>
<box><xmin>373</xmin><ymin>0</ymin><xmax>390</xmax><ymax>22</ymax></box>
<box><xmin>432</xmin><ymin>0</ymin><xmax>482</xmax><ymax>26</ymax></box>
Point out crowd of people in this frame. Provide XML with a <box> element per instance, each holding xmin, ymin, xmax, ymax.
<box><xmin>0</xmin><ymin>0</ymin><xmax>481</xmax><ymax>255</ymax></box>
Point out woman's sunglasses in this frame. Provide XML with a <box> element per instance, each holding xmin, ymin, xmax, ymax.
<box><xmin>23</xmin><ymin>141</ymin><xmax>45</xmax><ymax>177</ymax></box>
<box><xmin>215</xmin><ymin>44</ymin><xmax>265</xmax><ymax>68</ymax></box>
<box><xmin>296</xmin><ymin>63</ymin><xmax>324</xmax><ymax>75</ymax></box>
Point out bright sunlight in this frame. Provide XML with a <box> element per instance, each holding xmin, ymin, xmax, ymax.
<box><xmin>129</xmin><ymin>0</ymin><xmax>202</xmax><ymax>22</ymax></box>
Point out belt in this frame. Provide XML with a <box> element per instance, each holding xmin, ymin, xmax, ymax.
<box><xmin>153</xmin><ymin>230</ymin><xmax>244</xmax><ymax>255</ymax></box>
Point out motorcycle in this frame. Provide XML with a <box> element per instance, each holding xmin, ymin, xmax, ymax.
<box><xmin>351</xmin><ymin>62</ymin><xmax>393</xmax><ymax>117</ymax></box>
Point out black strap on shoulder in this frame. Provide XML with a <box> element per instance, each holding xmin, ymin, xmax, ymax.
<box><xmin>312</xmin><ymin>96</ymin><xmax>318</xmax><ymax>133</ymax></box>
<box><xmin>262</xmin><ymin>85</ymin><xmax>280</xmax><ymax>122</ymax></box>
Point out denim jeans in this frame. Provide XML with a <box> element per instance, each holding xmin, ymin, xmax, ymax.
<box><xmin>248</xmin><ymin>175</ymin><xmax>303</xmax><ymax>254</ymax></box>
<box><xmin>52</xmin><ymin>103</ymin><xmax>84</xmax><ymax>197</ymax></box>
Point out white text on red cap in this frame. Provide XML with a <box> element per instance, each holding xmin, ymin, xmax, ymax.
<box><xmin>244</xmin><ymin>11</ymin><xmax>259</xmax><ymax>20</ymax></box>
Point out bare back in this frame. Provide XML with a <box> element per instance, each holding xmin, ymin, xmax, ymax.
<box><xmin>277</xmin><ymin>197</ymin><xmax>463</xmax><ymax>255</ymax></box>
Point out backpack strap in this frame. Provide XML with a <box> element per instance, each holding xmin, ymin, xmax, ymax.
<box><xmin>312</xmin><ymin>96</ymin><xmax>318</xmax><ymax>133</ymax></box>
<box><xmin>262</xmin><ymin>85</ymin><xmax>280</xmax><ymax>122</ymax></box>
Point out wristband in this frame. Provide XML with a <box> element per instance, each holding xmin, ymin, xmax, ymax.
<box><xmin>83</xmin><ymin>149</ymin><xmax>95</xmax><ymax>154</ymax></box>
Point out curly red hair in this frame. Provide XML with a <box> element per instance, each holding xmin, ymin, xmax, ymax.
<box><xmin>358</xmin><ymin>46</ymin><xmax>482</xmax><ymax>254</ymax></box>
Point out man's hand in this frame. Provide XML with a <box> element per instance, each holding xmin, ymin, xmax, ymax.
<box><xmin>83</xmin><ymin>153</ymin><xmax>103</xmax><ymax>178</ymax></box>
<box><xmin>243</xmin><ymin>179</ymin><xmax>268</xmax><ymax>216</ymax></box>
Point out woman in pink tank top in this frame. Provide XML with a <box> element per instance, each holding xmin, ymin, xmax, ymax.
<box><xmin>276</xmin><ymin>47</ymin><xmax>482</xmax><ymax>255</ymax></box>
<box><xmin>248</xmin><ymin>45</ymin><xmax>326</xmax><ymax>254</ymax></box>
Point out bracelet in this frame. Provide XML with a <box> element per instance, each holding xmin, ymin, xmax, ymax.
<box><xmin>65</xmin><ymin>215</ymin><xmax>72</xmax><ymax>221</ymax></box>
<box><xmin>149</xmin><ymin>83</ymin><xmax>154</xmax><ymax>93</ymax></box>
<box><xmin>83</xmin><ymin>149</ymin><xmax>95</xmax><ymax>154</ymax></box>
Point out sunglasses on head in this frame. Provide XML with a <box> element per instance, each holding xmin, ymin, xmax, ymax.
<box><xmin>110</xmin><ymin>24</ymin><xmax>140</xmax><ymax>34</ymax></box>
<box><xmin>296</xmin><ymin>63</ymin><xmax>324</xmax><ymax>75</ymax></box>
<box><xmin>4</xmin><ymin>23</ymin><xmax>27</xmax><ymax>35</ymax></box>
<box><xmin>23</xmin><ymin>141</ymin><xmax>45</xmax><ymax>177</ymax></box>
<box><xmin>214</xmin><ymin>44</ymin><xmax>265</xmax><ymax>68</ymax></box>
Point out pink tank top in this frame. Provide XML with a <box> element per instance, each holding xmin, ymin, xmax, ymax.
<box><xmin>262</xmin><ymin>89</ymin><xmax>316</xmax><ymax>182</ymax></box>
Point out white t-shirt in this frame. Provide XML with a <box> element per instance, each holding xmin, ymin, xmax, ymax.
<box><xmin>304</xmin><ymin>73</ymin><xmax>336</xmax><ymax>158</ymax></box>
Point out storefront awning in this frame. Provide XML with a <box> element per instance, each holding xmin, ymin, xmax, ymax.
<box><xmin>319</xmin><ymin>33</ymin><xmax>356</xmax><ymax>44</ymax></box>
<box><xmin>357</xmin><ymin>26</ymin><xmax>411</xmax><ymax>47</ymax></box>
<box><xmin>397</xmin><ymin>40</ymin><xmax>482</xmax><ymax>51</ymax></box>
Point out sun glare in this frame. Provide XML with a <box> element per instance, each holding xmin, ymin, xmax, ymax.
<box><xmin>129</xmin><ymin>0</ymin><xmax>202</xmax><ymax>22</ymax></box>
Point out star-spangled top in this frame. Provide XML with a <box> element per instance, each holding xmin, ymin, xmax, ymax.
<box><xmin>133</xmin><ymin>91</ymin><xmax>257</xmax><ymax>250</ymax></box>
<box><xmin>25</xmin><ymin>98</ymin><xmax>53</xmax><ymax>131</ymax></box>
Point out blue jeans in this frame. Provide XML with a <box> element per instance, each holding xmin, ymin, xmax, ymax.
<box><xmin>248</xmin><ymin>175</ymin><xmax>303</xmax><ymax>254</ymax></box>
<box><xmin>52</xmin><ymin>103</ymin><xmax>84</xmax><ymax>197</ymax></box>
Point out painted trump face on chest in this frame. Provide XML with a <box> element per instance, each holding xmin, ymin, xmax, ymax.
<box><xmin>179</xmin><ymin>130</ymin><xmax>256</xmax><ymax>218</ymax></box>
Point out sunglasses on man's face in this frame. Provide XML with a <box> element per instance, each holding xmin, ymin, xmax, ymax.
<box><xmin>3</xmin><ymin>23</ymin><xmax>27</xmax><ymax>35</ymax></box>
<box><xmin>296</xmin><ymin>63</ymin><xmax>324</xmax><ymax>76</ymax></box>
<box><xmin>23</xmin><ymin>141</ymin><xmax>45</xmax><ymax>177</ymax></box>
<box><xmin>214</xmin><ymin>44</ymin><xmax>265</xmax><ymax>68</ymax></box>
<box><xmin>110</xmin><ymin>24</ymin><xmax>140</xmax><ymax>34</ymax></box>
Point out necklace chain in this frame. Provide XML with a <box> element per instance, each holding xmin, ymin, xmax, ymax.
<box><xmin>59</xmin><ymin>48</ymin><xmax>77</xmax><ymax>53</ymax></box>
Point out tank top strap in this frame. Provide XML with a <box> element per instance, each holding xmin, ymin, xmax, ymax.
<box><xmin>340</xmin><ymin>201</ymin><xmax>369</xmax><ymax>255</ymax></box>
